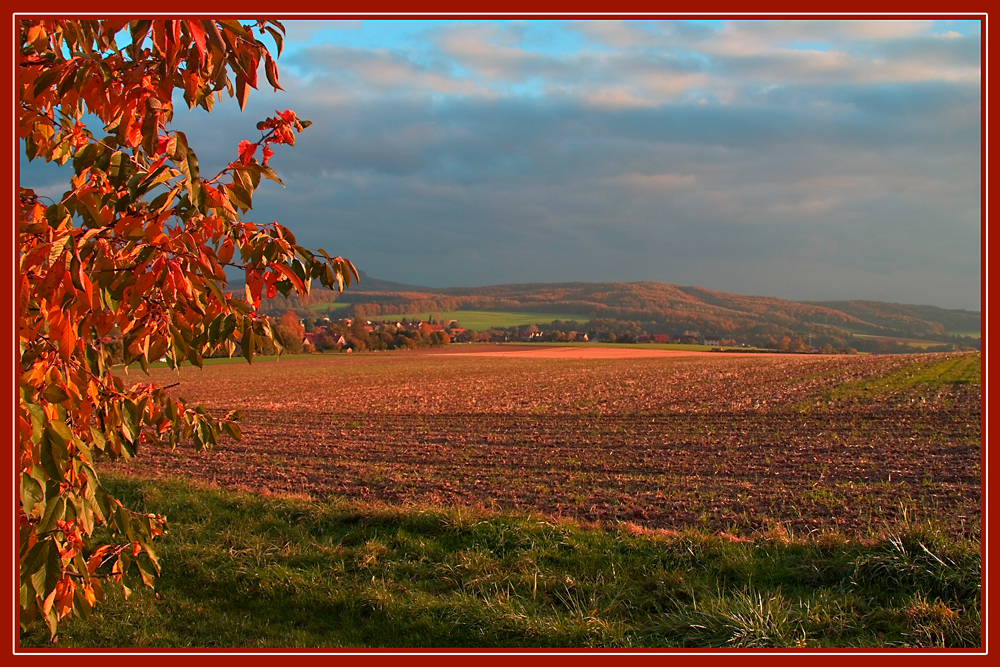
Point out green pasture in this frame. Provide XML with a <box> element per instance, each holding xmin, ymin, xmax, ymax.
<box><xmin>307</xmin><ymin>302</ymin><xmax>349</xmax><ymax>312</ymax></box>
<box><xmin>850</xmin><ymin>334</ymin><xmax>943</xmax><ymax>349</ymax></box>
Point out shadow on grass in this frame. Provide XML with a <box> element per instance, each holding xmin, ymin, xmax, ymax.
<box><xmin>20</xmin><ymin>475</ymin><xmax>982</xmax><ymax>649</ymax></box>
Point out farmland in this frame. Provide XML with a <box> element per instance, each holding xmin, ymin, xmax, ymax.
<box><xmin>109</xmin><ymin>349</ymin><xmax>981</xmax><ymax>539</ymax></box>
<box><xmin>27</xmin><ymin>349</ymin><xmax>980</xmax><ymax>648</ymax></box>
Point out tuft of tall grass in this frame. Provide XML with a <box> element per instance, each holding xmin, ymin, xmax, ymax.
<box><xmin>850</xmin><ymin>528</ymin><xmax>981</xmax><ymax>603</ymax></box>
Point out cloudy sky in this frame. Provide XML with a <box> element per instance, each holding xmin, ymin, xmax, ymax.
<box><xmin>22</xmin><ymin>18</ymin><xmax>983</xmax><ymax>309</ymax></box>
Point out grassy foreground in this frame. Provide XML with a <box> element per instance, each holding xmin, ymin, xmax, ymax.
<box><xmin>21</xmin><ymin>475</ymin><xmax>980</xmax><ymax>649</ymax></box>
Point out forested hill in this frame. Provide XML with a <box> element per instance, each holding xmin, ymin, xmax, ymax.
<box><xmin>255</xmin><ymin>274</ymin><xmax>979</xmax><ymax>347</ymax></box>
<box><xmin>800</xmin><ymin>300</ymin><xmax>981</xmax><ymax>337</ymax></box>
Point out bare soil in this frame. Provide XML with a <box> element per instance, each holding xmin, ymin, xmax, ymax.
<box><xmin>109</xmin><ymin>349</ymin><xmax>981</xmax><ymax>538</ymax></box>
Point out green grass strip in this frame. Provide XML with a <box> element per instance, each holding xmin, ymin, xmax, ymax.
<box><xmin>21</xmin><ymin>475</ymin><xmax>980</xmax><ymax>649</ymax></box>
<box><xmin>822</xmin><ymin>353</ymin><xmax>981</xmax><ymax>403</ymax></box>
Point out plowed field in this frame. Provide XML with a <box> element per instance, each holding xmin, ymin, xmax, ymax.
<box><xmin>110</xmin><ymin>348</ymin><xmax>981</xmax><ymax>538</ymax></box>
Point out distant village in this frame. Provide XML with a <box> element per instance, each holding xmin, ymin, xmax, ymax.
<box><xmin>304</xmin><ymin>316</ymin><xmax>693</xmax><ymax>350</ymax></box>
<box><xmin>282</xmin><ymin>312</ymin><xmax>826</xmax><ymax>354</ymax></box>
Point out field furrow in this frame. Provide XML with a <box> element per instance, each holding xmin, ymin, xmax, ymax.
<box><xmin>110</xmin><ymin>349</ymin><xmax>980</xmax><ymax>538</ymax></box>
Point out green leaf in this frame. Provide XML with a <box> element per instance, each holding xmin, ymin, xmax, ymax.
<box><xmin>25</xmin><ymin>541</ymin><xmax>58</xmax><ymax>601</ymax></box>
<box><xmin>242</xmin><ymin>326</ymin><xmax>255</xmax><ymax>363</ymax></box>
<box><xmin>48</xmin><ymin>419</ymin><xmax>73</xmax><ymax>443</ymax></box>
<box><xmin>25</xmin><ymin>401</ymin><xmax>46</xmax><ymax>430</ymax></box>
<box><xmin>41</xmin><ymin>384</ymin><xmax>70</xmax><ymax>404</ymax></box>
<box><xmin>120</xmin><ymin>401</ymin><xmax>139</xmax><ymax>444</ymax></box>
<box><xmin>38</xmin><ymin>495</ymin><xmax>67</xmax><ymax>534</ymax></box>
<box><xmin>226</xmin><ymin>183</ymin><xmax>252</xmax><ymax>211</ymax></box>
<box><xmin>218</xmin><ymin>20</ymin><xmax>251</xmax><ymax>39</ymax></box>
<box><xmin>265</xmin><ymin>26</ymin><xmax>284</xmax><ymax>57</ymax></box>
<box><xmin>171</xmin><ymin>131</ymin><xmax>201</xmax><ymax>203</ymax></box>
<box><xmin>220</xmin><ymin>314</ymin><xmax>237</xmax><ymax>341</ymax></box>
<box><xmin>73</xmin><ymin>143</ymin><xmax>99</xmax><ymax>174</ymax></box>
<box><xmin>136</xmin><ymin>552</ymin><xmax>157</xmax><ymax>588</ymax></box>
<box><xmin>259</xmin><ymin>165</ymin><xmax>284</xmax><ymax>187</ymax></box>
<box><xmin>222</xmin><ymin>420</ymin><xmax>242</xmax><ymax>441</ymax></box>
<box><xmin>108</xmin><ymin>151</ymin><xmax>132</xmax><ymax>186</ymax></box>
<box><xmin>20</xmin><ymin>473</ymin><xmax>45</xmax><ymax>518</ymax></box>
<box><xmin>32</xmin><ymin>67</ymin><xmax>61</xmax><ymax>97</ymax></box>
<box><xmin>117</xmin><ymin>505</ymin><xmax>137</xmax><ymax>543</ymax></box>
<box><xmin>40</xmin><ymin>427</ymin><xmax>69</xmax><ymax>482</ymax></box>
<box><xmin>203</xmin><ymin>275</ymin><xmax>227</xmax><ymax>305</ymax></box>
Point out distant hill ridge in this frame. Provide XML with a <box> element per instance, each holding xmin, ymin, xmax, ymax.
<box><xmin>244</xmin><ymin>271</ymin><xmax>979</xmax><ymax>344</ymax></box>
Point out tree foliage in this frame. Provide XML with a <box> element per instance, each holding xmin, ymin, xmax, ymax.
<box><xmin>18</xmin><ymin>19</ymin><xmax>357</xmax><ymax>637</ymax></box>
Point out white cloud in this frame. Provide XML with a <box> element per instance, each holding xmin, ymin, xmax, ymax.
<box><xmin>118</xmin><ymin>18</ymin><xmax>979</xmax><ymax>309</ymax></box>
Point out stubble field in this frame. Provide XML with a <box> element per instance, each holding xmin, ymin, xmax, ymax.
<box><xmin>111</xmin><ymin>347</ymin><xmax>981</xmax><ymax>539</ymax></box>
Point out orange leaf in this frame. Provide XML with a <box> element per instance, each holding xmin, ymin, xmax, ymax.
<box><xmin>135</xmin><ymin>270</ymin><xmax>156</xmax><ymax>297</ymax></box>
<box><xmin>235</xmin><ymin>73</ymin><xmax>249</xmax><ymax>111</ymax></box>
<box><xmin>54</xmin><ymin>578</ymin><xmax>76</xmax><ymax>619</ymax></box>
<box><xmin>41</xmin><ymin>584</ymin><xmax>59</xmax><ymax>616</ymax></box>
<box><xmin>245</xmin><ymin>270</ymin><xmax>262</xmax><ymax>309</ymax></box>
<box><xmin>50</xmin><ymin>314</ymin><xmax>77</xmax><ymax>363</ymax></box>
<box><xmin>271</xmin><ymin>263</ymin><xmax>305</xmax><ymax>294</ymax></box>
<box><xmin>218</xmin><ymin>237</ymin><xmax>235</xmax><ymax>265</ymax></box>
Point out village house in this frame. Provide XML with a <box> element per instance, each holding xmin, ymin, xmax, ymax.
<box><xmin>420</xmin><ymin>323</ymin><xmax>445</xmax><ymax>335</ymax></box>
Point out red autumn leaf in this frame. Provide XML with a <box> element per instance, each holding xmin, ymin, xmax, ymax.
<box><xmin>19</xmin><ymin>19</ymin><xmax>357</xmax><ymax>638</ymax></box>
<box><xmin>263</xmin><ymin>270</ymin><xmax>279</xmax><ymax>299</ymax></box>
<box><xmin>264</xmin><ymin>53</ymin><xmax>282</xmax><ymax>91</ymax></box>
<box><xmin>245</xmin><ymin>270</ymin><xmax>263</xmax><ymax>309</ymax></box>
<box><xmin>237</xmin><ymin>140</ymin><xmax>256</xmax><ymax>166</ymax></box>
<box><xmin>185</xmin><ymin>20</ymin><xmax>206</xmax><ymax>62</ymax></box>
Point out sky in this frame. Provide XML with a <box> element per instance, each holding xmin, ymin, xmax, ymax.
<box><xmin>20</xmin><ymin>18</ymin><xmax>983</xmax><ymax>310</ymax></box>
